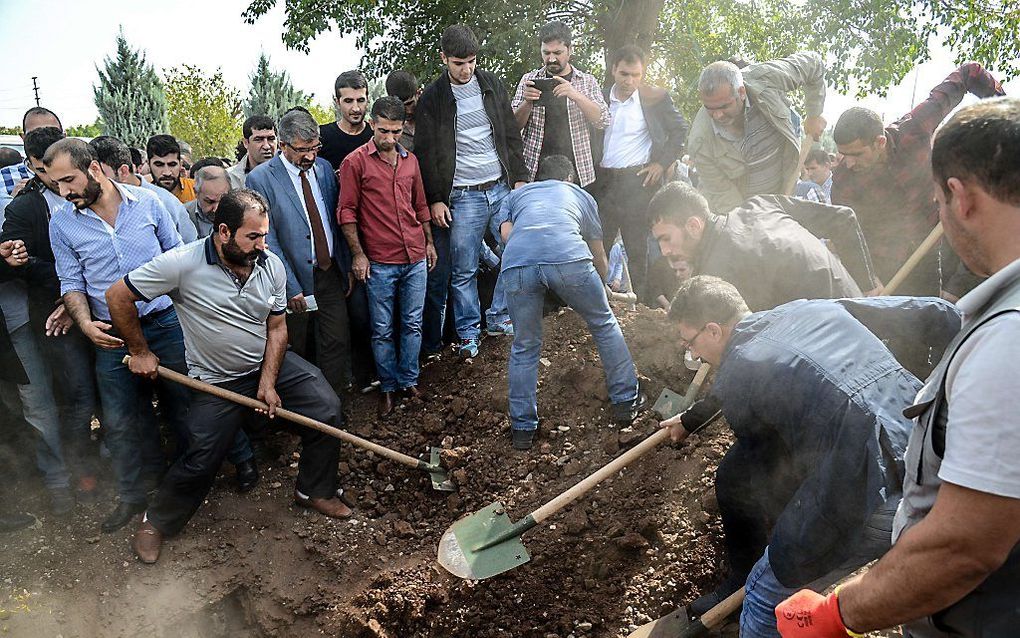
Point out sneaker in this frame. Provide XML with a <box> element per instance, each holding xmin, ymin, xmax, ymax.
<box><xmin>485</xmin><ymin>320</ymin><xmax>514</xmax><ymax>336</ymax></box>
<box><xmin>360</xmin><ymin>379</ymin><xmax>381</xmax><ymax>394</ymax></box>
<box><xmin>458</xmin><ymin>338</ymin><xmax>480</xmax><ymax>359</ymax></box>
<box><xmin>512</xmin><ymin>429</ymin><xmax>535</xmax><ymax>450</ymax></box>
<box><xmin>611</xmin><ymin>393</ymin><xmax>648</xmax><ymax>425</ymax></box>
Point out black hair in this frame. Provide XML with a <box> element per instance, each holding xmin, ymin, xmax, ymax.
<box><xmin>932</xmin><ymin>97</ymin><xmax>1020</xmax><ymax>206</ymax></box>
<box><xmin>441</xmin><ymin>24</ymin><xmax>479</xmax><ymax>58</ymax></box>
<box><xmin>215</xmin><ymin>189</ymin><xmax>269</xmax><ymax>235</ymax></box>
<box><xmin>242</xmin><ymin>115</ymin><xmax>276</xmax><ymax>140</ymax></box>
<box><xmin>648</xmin><ymin>180</ymin><xmax>711</xmax><ymax>226</ymax></box>
<box><xmin>539</xmin><ymin>20</ymin><xmax>571</xmax><ymax>46</ymax></box>
<box><xmin>385</xmin><ymin>70</ymin><xmax>419</xmax><ymax>101</ymax></box>
<box><xmin>833</xmin><ymin>107</ymin><xmax>884</xmax><ymax>146</ymax></box>
<box><xmin>43</xmin><ymin>138</ymin><xmax>95</xmax><ymax>173</ymax></box>
<box><xmin>334</xmin><ymin>70</ymin><xmax>368</xmax><ymax>95</ymax></box>
<box><xmin>146</xmin><ymin>134</ymin><xmax>180</xmax><ymax>160</ymax></box>
<box><xmin>536</xmin><ymin>154</ymin><xmax>575</xmax><ymax>182</ymax></box>
<box><xmin>667</xmin><ymin>275</ymin><xmax>750</xmax><ymax>327</ymax></box>
<box><xmin>371</xmin><ymin>96</ymin><xmax>406</xmax><ymax>122</ymax></box>
<box><xmin>25</xmin><ymin>126</ymin><xmax>66</xmax><ymax>162</ymax></box>
<box><xmin>22</xmin><ymin>106</ymin><xmax>62</xmax><ymax>132</ymax></box>
<box><xmin>804</xmin><ymin>148</ymin><xmax>830</xmax><ymax>166</ymax></box>
<box><xmin>611</xmin><ymin>44</ymin><xmax>645</xmax><ymax>68</ymax></box>
<box><xmin>129</xmin><ymin>147</ymin><xmax>144</xmax><ymax>168</ymax></box>
<box><xmin>0</xmin><ymin>147</ymin><xmax>22</xmax><ymax>169</ymax></box>
<box><xmin>88</xmin><ymin>135</ymin><xmax>132</xmax><ymax>172</ymax></box>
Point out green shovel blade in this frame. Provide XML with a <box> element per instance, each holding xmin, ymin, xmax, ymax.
<box><xmin>438</xmin><ymin>501</ymin><xmax>531</xmax><ymax>580</ymax></box>
<box><xmin>428</xmin><ymin>447</ymin><xmax>455</xmax><ymax>491</ymax></box>
<box><xmin>652</xmin><ymin>387</ymin><xmax>687</xmax><ymax>420</ymax></box>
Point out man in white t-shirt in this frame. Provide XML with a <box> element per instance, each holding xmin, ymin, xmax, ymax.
<box><xmin>777</xmin><ymin>97</ymin><xmax>1020</xmax><ymax>638</ymax></box>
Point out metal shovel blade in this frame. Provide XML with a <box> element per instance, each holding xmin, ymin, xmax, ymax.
<box><xmin>437</xmin><ymin>501</ymin><xmax>531</xmax><ymax>580</ymax></box>
<box><xmin>627</xmin><ymin>607</ymin><xmax>691</xmax><ymax>638</ymax></box>
<box><xmin>652</xmin><ymin>387</ymin><xmax>687</xmax><ymax>420</ymax></box>
<box><xmin>428</xmin><ymin>447</ymin><xmax>455</xmax><ymax>491</ymax></box>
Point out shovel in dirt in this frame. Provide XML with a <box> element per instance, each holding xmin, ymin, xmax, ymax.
<box><xmin>653</xmin><ymin>360</ymin><xmax>711</xmax><ymax>420</ymax></box>
<box><xmin>438</xmin><ymin>363</ymin><xmax>713</xmax><ymax>580</ymax></box>
<box><xmin>627</xmin><ymin>588</ymin><xmax>744</xmax><ymax>638</ymax></box>
<box><xmin>125</xmin><ymin>356</ymin><xmax>454</xmax><ymax>491</ymax></box>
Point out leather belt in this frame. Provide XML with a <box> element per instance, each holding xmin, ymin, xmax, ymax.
<box><xmin>454</xmin><ymin>179</ymin><xmax>500</xmax><ymax>192</ymax></box>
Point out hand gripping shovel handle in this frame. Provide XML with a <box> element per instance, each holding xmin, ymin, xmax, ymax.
<box><xmin>880</xmin><ymin>222</ymin><xmax>943</xmax><ymax>295</ymax></box>
<box><xmin>124</xmin><ymin>356</ymin><xmax>428</xmax><ymax>471</ymax></box>
<box><xmin>531</xmin><ymin>363</ymin><xmax>713</xmax><ymax>526</ymax></box>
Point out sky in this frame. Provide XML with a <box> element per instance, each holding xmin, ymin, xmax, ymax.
<box><xmin>0</xmin><ymin>0</ymin><xmax>1015</xmax><ymax>129</ymax></box>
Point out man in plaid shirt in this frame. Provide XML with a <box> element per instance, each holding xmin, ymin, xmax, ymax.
<box><xmin>512</xmin><ymin>20</ymin><xmax>609</xmax><ymax>188</ymax></box>
<box><xmin>832</xmin><ymin>62</ymin><xmax>1005</xmax><ymax>298</ymax></box>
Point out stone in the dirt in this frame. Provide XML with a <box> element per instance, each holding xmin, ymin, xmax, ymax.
<box><xmin>451</xmin><ymin>468</ymin><xmax>469</xmax><ymax>486</ymax></box>
<box><xmin>562</xmin><ymin>509</ymin><xmax>590</xmax><ymax>536</ymax></box>
<box><xmin>450</xmin><ymin>396</ymin><xmax>469</xmax><ymax>417</ymax></box>
<box><xmin>563</xmin><ymin>460</ymin><xmax>584</xmax><ymax>477</ymax></box>
<box><xmin>423</xmin><ymin>414</ymin><xmax>444</xmax><ymax>434</ymax></box>
<box><xmin>338</xmin><ymin>462</ymin><xmax>351</xmax><ymax>474</ymax></box>
<box><xmin>341</xmin><ymin>489</ymin><xmax>358</xmax><ymax>508</ymax></box>
<box><xmin>602</xmin><ymin>433</ymin><xmax>620</xmax><ymax>454</ymax></box>
<box><xmin>614</xmin><ymin>532</ymin><xmax>650</xmax><ymax>551</ymax></box>
<box><xmin>439</xmin><ymin>446</ymin><xmax>468</xmax><ymax>470</ymax></box>
<box><xmin>374</xmin><ymin>532</ymin><xmax>388</xmax><ymax>546</ymax></box>
<box><xmin>618</xmin><ymin>428</ymin><xmax>645</xmax><ymax>447</ymax></box>
<box><xmin>392</xmin><ymin>520</ymin><xmax>414</xmax><ymax>538</ymax></box>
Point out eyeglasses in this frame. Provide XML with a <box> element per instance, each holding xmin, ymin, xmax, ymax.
<box><xmin>679</xmin><ymin>324</ymin><xmax>709</xmax><ymax>351</ymax></box>
<box><xmin>284</xmin><ymin>142</ymin><xmax>322</xmax><ymax>154</ymax></box>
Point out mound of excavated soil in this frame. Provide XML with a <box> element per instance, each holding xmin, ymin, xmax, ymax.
<box><xmin>0</xmin><ymin>303</ymin><xmax>735</xmax><ymax>638</ymax></box>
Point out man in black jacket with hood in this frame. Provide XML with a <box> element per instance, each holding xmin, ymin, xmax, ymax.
<box><xmin>415</xmin><ymin>24</ymin><xmax>529</xmax><ymax>360</ymax></box>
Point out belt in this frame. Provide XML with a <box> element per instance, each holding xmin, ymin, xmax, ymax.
<box><xmin>598</xmin><ymin>165</ymin><xmax>644</xmax><ymax>175</ymax></box>
<box><xmin>139</xmin><ymin>306</ymin><xmax>175</xmax><ymax>325</ymax></box>
<box><xmin>454</xmin><ymin>179</ymin><xmax>500</xmax><ymax>192</ymax></box>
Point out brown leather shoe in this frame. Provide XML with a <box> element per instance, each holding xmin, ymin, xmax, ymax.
<box><xmin>132</xmin><ymin>519</ymin><xmax>163</xmax><ymax>564</ymax></box>
<box><xmin>401</xmin><ymin>385</ymin><xmax>424</xmax><ymax>400</ymax></box>
<box><xmin>378</xmin><ymin>391</ymin><xmax>395</xmax><ymax>417</ymax></box>
<box><xmin>294</xmin><ymin>491</ymin><xmax>353</xmax><ymax>518</ymax></box>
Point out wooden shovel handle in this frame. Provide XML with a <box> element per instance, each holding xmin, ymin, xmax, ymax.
<box><xmin>880</xmin><ymin>222</ymin><xmax>943</xmax><ymax>296</ymax></box>
<box><xmin>127</xmin><ymin>356</ymin><xmax>424</xmax><ymax>469</ymax></box>
<box><xmin>687</xmin><ymin>589</ymin><xmax>745</xmax><ymax>635</ymax></box>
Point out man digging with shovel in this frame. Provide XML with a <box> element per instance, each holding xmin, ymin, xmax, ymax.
<box><xmin>652</xmin><ymin>275</ymin><xmax>959</xmax><ymax>637</ymax></box>
<box><xmin>106</xmin><ymin>189</ymin><xmax>352</xmax><ymax>564</ymax></box>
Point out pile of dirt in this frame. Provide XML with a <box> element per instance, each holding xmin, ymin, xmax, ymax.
<box><xmin>0</xmin><ymin>303</ymin><xmax>735</xmax><ymax>638</ymax></box>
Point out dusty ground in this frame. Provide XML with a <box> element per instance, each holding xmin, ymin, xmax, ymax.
<box><xmin>1</xmin><ymin>304</ymin><xmax>740</xmax><ymax>638</ymax></box>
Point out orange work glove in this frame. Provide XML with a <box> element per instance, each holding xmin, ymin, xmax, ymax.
<box><xmin>775</xmin><ymin>590</ymin><xmax>863</xmax><ymax>638</ymax></box>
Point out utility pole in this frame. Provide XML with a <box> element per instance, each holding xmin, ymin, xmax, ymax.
<box><xmin>31</xmin><ymin>77</ymin><xmax>40</xmax><ymax>106</ymax></box>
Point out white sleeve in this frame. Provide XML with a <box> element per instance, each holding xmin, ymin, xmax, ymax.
<box><xmin>939</xmin><ymin>312</ymin><xmax>1020</xmax><ymax>499</ymax></box>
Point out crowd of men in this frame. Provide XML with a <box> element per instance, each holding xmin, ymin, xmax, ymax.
<box><xmin>0</xmin><ymin>18</ymin><xmax>1017</xmax><ymax>638</ymax></box>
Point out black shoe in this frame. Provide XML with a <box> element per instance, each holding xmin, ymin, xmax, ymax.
<box><xmin>101</xmin><ymin>501</ymin><xmax>147</xmax><ymax>533</ymax></box>
<box><xmin>611</xmin><ymin>393</ymin><xmax>648</xmax><ymax>425</ymax></box>
<box><xmin>512</xmin><ymin>429</ymin><xmax>535</xmax><ymax>450</ymax></box>
<box><xmin>0</xmin><ymin>512</ymin><xmax>35</xmax><ymax>533</ymax></box>
<box><xmin>49</xmin><ymin>487</ymin><xmax>76</xmax><ymax>517</ymax></box>
<box><xmin>689</xmin><ymin>575</ymin><xmax>743</xmax><ymax>617</ymax></box>
<box><xmin>235</xmin><ymin>458</ymin><xmax>260</xmax><ymax>493</ymax></box>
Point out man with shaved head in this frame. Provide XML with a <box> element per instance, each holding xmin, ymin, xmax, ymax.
<box><xmin>186</xmin><ymin>164</ymin><xmax>231</xmax><ymax>237</ymax></box>
<box><xmin>1</xmin><ymin>106</ymin><xmax>62</xmax><ymax>199</ymax></box>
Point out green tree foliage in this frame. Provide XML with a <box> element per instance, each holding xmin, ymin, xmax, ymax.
<box><xmin>307</xmin><ymin>102</ymin><xmax>336</xmax><ymax>125</ymax></box>
<box><xmin>243</xmin><ymin>53</ymin><xmax>314</xmax><ymax>121</ymax></box>
<box><xmin>244</xmin><ymin>0</ymin><xmax>1019</xmax><ymax>116</ymax></box>
<box><xmin>165</xmin><ymin>65</ymin><xmax>242</xmax><ymax>158</ymax></box>
<box><xmin>0</xmin><ymin>126</ymin><xmax>21</xmax><ymax>135</ymax></box>
<box><xmin>66</xmin><ymin>118</ymin><xmax>105</xmax><ymax>138</ymax></box>
<box><xmin>94</xmin><ymin>33</ymin><xmax>169</xmax><ymax>148</ymax></box>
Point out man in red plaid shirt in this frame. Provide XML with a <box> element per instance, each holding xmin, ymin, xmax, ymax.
<box><xmin>831</xmin><ymin>62</ymin><xmax>1005</xmax><ymax>298</ymax></box>
<box><xmin>512</xmin><ymin>20</ymin><xmax>610</xmax><ymax>188</ymax></box>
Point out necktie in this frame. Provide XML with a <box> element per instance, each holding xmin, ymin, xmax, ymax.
<box><xmin>300</xmin><ymin>169</ymin><xmax>331</xmax><ymax>270</ymax></box>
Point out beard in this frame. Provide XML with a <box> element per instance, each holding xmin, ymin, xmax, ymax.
<box><xmin>545</xmin><ymin>61</ymin><xmax>564</xmax><ymax>74</ymax></box>
<box><xmin>156</xmin><ymin>173</ymin><xmax>182</xmax><ymax>191</ymax></box>
<box><xmin>222</xmin><ymin>236</ymin><xmax>262</xmax><ymax>267</ymax></box>
<box><xmin>67</xmin><ymin>173</ymin><xmax>103</xmax><ymax>210</ymax></box>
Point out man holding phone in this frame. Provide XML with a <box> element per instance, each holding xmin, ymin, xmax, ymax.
<box><xmin>512</xmin><ymin>20</ymin><xmax>610</xmax><ymax>189</ymax></box>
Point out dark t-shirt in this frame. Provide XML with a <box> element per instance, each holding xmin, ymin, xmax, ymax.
<box><xmin>319</xmin><ymin>121</ymin><xmax>374</xmax><ymax>171</ymax></box>
<box><xmin>540</xmin><ymin>70</ymin><xmax>576</xmax><ymax>169</ymax></box>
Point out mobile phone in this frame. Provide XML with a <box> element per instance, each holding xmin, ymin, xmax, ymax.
<box><xmin>532</xmin><ymin>78</ymin><xmax>561</xmax><ymax>107</ymax></box>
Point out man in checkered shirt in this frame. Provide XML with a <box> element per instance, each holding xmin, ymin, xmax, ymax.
<box><xmin>512</xmin><ymin>20</ymin><xmax>610</xmax><ymax>189</ymax></box>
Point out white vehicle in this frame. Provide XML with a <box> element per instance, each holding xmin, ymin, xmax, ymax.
<box><xmin>0</xmin><ymin>134</ymin><xmax>24</xmax><ymax>159</ymax></box>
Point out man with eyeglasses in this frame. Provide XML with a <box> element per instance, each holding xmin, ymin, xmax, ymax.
<box><xmin>228</xmin><ymin>115</ymin><xmax>278</xmax><ymax>190</ymax></box>
<box><xmin>246</xmin><ymin>108</ymin><xmax>354</xmax><ymax>395</ymax></box>
<box><xmin>655</xmin><ymin>275</ymin><xmax>959</xmax><ymax>637</ymax></box>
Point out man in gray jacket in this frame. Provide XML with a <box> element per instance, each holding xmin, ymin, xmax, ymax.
<box><xmin>687</xmin><ymin>52</ymin><xmax>827</xmax><ymax>213</ymax></box>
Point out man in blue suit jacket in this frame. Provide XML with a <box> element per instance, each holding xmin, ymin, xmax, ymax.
<box><xmin>246</xmin><ymin>108</ymin><xmax>353</xmax><ymax>393</ymax></box>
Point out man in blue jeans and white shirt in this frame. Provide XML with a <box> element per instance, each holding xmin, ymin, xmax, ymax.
<box><xmin>415</xmin><ymin>24</ymin><xmax>530</xmax><ymax>359</ymax></box>
<box><xmin>338</xmin><ymin>97</ymin><xmax>438</xmax><ymax>417</ymax></box>
<box><xmin>498</xmin><ymin>155</ymin><xmax>641</xmax><ymax>450</ymax></box>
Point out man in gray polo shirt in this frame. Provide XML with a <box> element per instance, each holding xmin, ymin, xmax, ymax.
<box><xmin>105</xmin><ymin>189</ymin><xmax>350</xmax><ymax>564</ymax></box>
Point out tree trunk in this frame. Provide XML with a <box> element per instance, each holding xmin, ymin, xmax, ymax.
<box><xmin>598</xmin><ymin>0</ymin><xmax>666</xmax><ymax>78</ymax></box>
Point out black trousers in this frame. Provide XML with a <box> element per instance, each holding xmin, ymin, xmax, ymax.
<box><xmin>286</xmin><ymin>266</ymin><xmax>353</xmax><ymax>392</ymax></box>
<box><xmin>714</xmin><ymin>434</ymin><xmax>801</xmax><ymax>581</ymax></box>
<box><xmin>593</xmin><ymin>168</ymin><xmax>657</xmax><ymax>301</ymax></box>
<box><xmin>147</xmin><ymin>352</ymin><xmax>341</xmax><ymax>536</ymax></box>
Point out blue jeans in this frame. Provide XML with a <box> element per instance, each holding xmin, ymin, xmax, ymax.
<box><xmin>94</xmin><ymin>308</ymin><xmax>193</xmax><ymax>504</ymax></box>
<box><xmin>503</xmin><ymin>260</ymin><xmax>639</xmax><ymax>431</ymax></box>
<box><xmin>449</xmin><ymin>182</ymin><xmax>511</xmax><ymax>340</ymax></box>
<box><xmin>423</xmin><ymin>225</ymin><xmax>451</xmax><ymax>354</ymax></box>
<box><xmin>9</xmin><ymin>324</ymin><xmax>70</xmax><ymax>490</ymax></box>
<box><xmin>365</xmin><ymin>260</ymin><xmax>428</xmax><ymax>392</ymax></box>
<box><xmin>740</xmin><ymin>502</ymin><xmax>896</xmax><ymax>637</ymax></box>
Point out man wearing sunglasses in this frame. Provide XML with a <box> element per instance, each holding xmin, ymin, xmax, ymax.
<box><xmin>656</xmin><ymin>275</ymin><xmax>959</xmax><ymax>636</ymax></box>
<box><xmin>246</xmin><ymin>108</ymin><xmax>354</xmax><ymax>396</ymax></box>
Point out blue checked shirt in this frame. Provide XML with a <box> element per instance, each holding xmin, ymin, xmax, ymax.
<box><xmin>49</xmin><ymin>181</ymin><xmax>182</xmax><ymax>320</ymax></box>
<box><xmin>0</xmin><ymin>162</ymin><xmax>33</xmax><ymax>196</ymax></box>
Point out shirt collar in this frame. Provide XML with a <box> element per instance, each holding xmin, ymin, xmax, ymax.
<box><xmin>957</xmin><ymin>256</ymin><xmax>1020</xmax><ymax>319</ymax></box>
<box><xmin>204</xmin><ymin>234</ymin><xmax>268</xmax><ymax>267</ymax></box>
<box><xmin>281</xmin><ymin>154</ymin><xmax>313</xmax><ymax>178</ymax></box>
<box><xmin>610</xmin><ymin>85</ymin><xmax>640</xmax><ymax>106</ymax></box>
<box><xmin>366</xmin><ymin>138</ymin><xmax>408</xmax><ymax>159</ymax></box>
